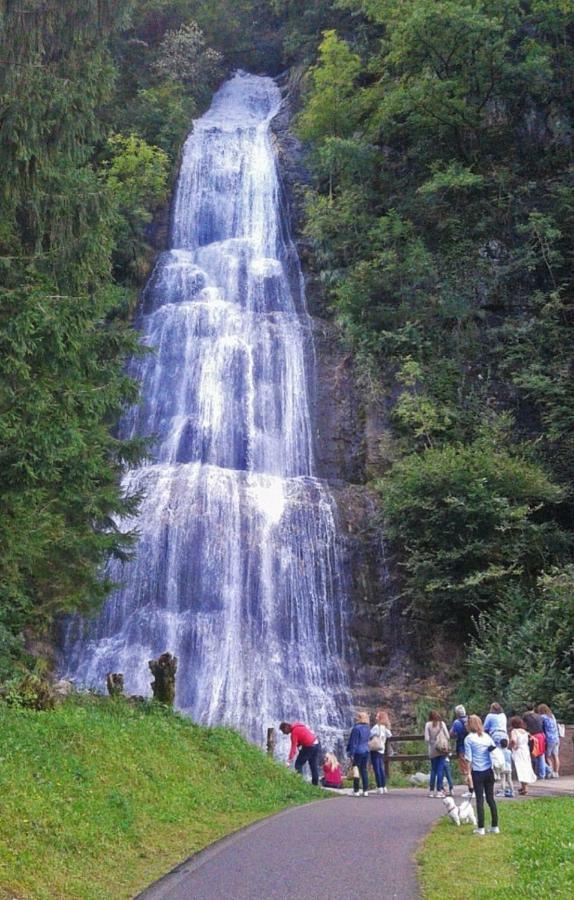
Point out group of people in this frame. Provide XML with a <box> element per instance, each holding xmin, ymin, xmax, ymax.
<box><xmin>279</xmin><ymin>710</ymin><xmax>393</xmax><ymax>796</ymax></box>
<box><xmin>427</xmin><ymin>701</ymin><xmax>562</xmax><ymax>835</ymax></box>
<box><xmin>279</xmin><ymin>700</ymin><xmax>562</xmax><ymax>837</ymax></box>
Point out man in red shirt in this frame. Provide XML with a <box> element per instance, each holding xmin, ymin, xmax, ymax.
<box><xmin>279</xmin><ymin>721</ymin><xmax>321</xmax><ymax>786</ymax></box>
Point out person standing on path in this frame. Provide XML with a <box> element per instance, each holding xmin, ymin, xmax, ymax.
<box><xmin>498</xmin><ymin>738</ymin><xmax>515</xmax><ymax>797</ymax></box>
<box><xmin>483</xmin><ymin>702</ymin><xmax>508</xmax><ymax>747</ymax></box>
<box><xmin>537</xmin><ymin>703</ymin><xmax>560</xmax><ymax>778</ymax></box>
<box><xmin>424</xmin><ymin>710</ymin><xmax>450</xmax><ymax>799</ymax></box>
<box><xmin>509</xmin><ymin>715</ymin><xmax>537</xmax><ymax>795</ymax></box>
<box><xmin>279</xmin><ymin>721</ymin><xmax>321</xmax><ymax>786</ymax></box>
<box><xmin>464</xmin><ymin>714</ymin><xmax>499</xmax><ymax>836</ymax></box>
<box><xmin>347</xmin><ymin>711</ymin><xmax>371</xmax><ymax>797</ymax></box>
<box><xmin>523</xmin><ymin>709</ymin><xmax>547</xmax><ymax>779</ymax></box>
<box><xmin>369</xmin><ymin>709</ymin><xmax>392</xmax><ymax>795</ymax></box>
<box><xmin>450</xmin><ymin>704</ymin><xmax>472</xmax><ymax>795</ymax></box>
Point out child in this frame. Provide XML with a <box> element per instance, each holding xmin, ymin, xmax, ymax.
<box><xmin>499</xmin><ymin>738</ymin><xmax>514</xmax><ymax>797</ymax></box>
<box><xmin>322</xmin><ymin>752</ymin><xmax>343</xmax><ymax>788</ymax></box>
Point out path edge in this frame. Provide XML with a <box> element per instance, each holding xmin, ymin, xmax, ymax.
<box><xmin>135</xmin><ymin>796</ymin><xmax>337</xmax><ymax>900</ymax></box>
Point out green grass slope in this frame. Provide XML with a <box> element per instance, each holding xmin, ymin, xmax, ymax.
<box><xmin>0</xmin><ymin>695</ymin><xmax>323</xmax><ymax>899</ymax></box>
<box><xmin>418</xmin><ymin>797</ymin><xmax>574</xmax><ymax>898</ymax></box>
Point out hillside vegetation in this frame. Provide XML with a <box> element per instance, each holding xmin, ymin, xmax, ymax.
<box><xmin>0</xmin><ymin>695</ymin><xmax>321</xmax><ymax>899</ymax></box>
<box><xmin>291</xmin><ymin>0</ymin><xmax>574</xmax><ymax>716</ymax></box>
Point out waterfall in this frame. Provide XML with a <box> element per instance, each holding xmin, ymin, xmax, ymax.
<box><xmin>63</xmin><ymin>72</ymin><xmax>352</xmax><ymax>746</ymax></box>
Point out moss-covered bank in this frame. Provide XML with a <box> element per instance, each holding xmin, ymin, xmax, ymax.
<box><xmin>0</xmin><ymin>696</ymin><xmax>322</xmax><ymax>899</ymax></box>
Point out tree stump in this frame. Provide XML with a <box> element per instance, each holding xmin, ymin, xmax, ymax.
<box><xmin>266</xmin><ymin>727</ymin><xmax>276</xmax><ymax>757</ymax></box>
<box><xmin>106</xmin><ymin>673</ymin><xmax>124</xmax><ymax>697</ymax></box>
<box><xmin>148</xmin><ymin>652</ymin><xmax>177</xmax><ymax>705</ymax></box>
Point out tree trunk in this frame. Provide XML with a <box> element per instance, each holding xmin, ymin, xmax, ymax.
<box><xmin>148</xmin><ymin>652</ymin><xmax>177</xmax><ymax>705</ymax></box>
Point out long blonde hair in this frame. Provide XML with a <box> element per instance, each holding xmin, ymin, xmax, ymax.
<box><xmin>324</xmin><ymin>752</ymin><xmax>340</xmax><ymax>770</ymax></box>
<box><xmin>356</xmin><ymin>711</ymin><xmax>370</xmax><ymax>724</ymax></box>
<box><xmin>467</xmin><ymin>714</ymin><xmax>484</xmax><ymax>735</ymax></box>
<box><xmin>376</xmin><ymin>709</ymin><xmax>391</xmax><ymax>727</ymax></box>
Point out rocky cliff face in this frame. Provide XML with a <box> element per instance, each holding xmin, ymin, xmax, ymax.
<box><xmin>271</xmin><ymin>75</ymin><xmax>408</xmax><ymax>708</ymax></box>
<box><xmin>271</xmin><ymin>76</ymin><xmax>466</xmax><ymax>725</ymax></box>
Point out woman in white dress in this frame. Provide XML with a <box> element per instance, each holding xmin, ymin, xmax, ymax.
<box><xmin>509</xmin><ymin>715</ymin><xmax>537</xmax><ymax>794</ymax></box>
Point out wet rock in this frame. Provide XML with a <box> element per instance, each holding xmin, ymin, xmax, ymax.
<box><xmin>52</xmin><ymin>678</ymin><xmax>75</xmax><ymax>700</ymax></box>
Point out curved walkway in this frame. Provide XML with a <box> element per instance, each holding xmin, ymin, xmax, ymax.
<box><xmin>139</xmin><ymin>789</ymin><xmax>444</xmax><ymax>900</ymax></box>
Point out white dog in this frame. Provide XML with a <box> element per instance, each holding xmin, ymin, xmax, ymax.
<box><xmin>458</xmin><ymin>797</ymin><xmax>477</xmax><ymax>826</ymax></box>
<box><xmin>443</xmin><ymin>795</ymin><xmax>460</xmax><ymax>826</ymax></box>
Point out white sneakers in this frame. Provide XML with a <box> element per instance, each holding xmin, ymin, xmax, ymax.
<box><xmin>353</xmin><ymin>790</ymin><xmax>369</xmax><ymax>797</ymax></box>
<box><xmin>487</xmin><ymin>826</ymin><xmax>500</xmax><ymax>834</ymax></box>
<box><xmin>473</xmin><ymin>828</ymin><xmax>485</xmax><ymax>836</ymax></box>
<box><xmin>473</xmin><ymin>826</ymin><xmax>500</xmax><ymax>835</ymax></box>
<box><xmin>378</xmin><ymin>787</ymin><xmax>385</xmax><ymax>794</ymax></box>
<box><xmin>428</xmin><ymin>791</ymin><xmax>445</xmax><ymax>798</ymax></box>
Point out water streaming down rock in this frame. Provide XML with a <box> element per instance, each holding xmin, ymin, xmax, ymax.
<box><xmin>63</xmin><ymin>72</ymin><xmax>353</xmax><ymax>745</ymax></box>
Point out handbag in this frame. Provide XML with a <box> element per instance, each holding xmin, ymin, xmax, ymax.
<box><xmin>368</xmin><ymin>724</ymin><xmax>384</xmax><ymax>752</ymax></box>
<box><xmin>435</xmin><ymin>725</ymin><xmax>450</xmax><ymax>755</ymax></box>
<box><xmin>368</xmin><ymin>735</ymin><xmax>383</xmax><ymax>752</ymax></box>
<box><xmin>490</xmin><ymin>747</ymin><xmax>505</xmax><ymax>771</ymax></box>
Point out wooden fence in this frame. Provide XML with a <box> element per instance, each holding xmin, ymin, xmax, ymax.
<box><xmin>383</xmin><ymin>733</ymin><xmax>427</xmax><ymax>777</ymax></box>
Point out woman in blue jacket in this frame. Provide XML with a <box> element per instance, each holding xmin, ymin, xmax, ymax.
<box><xmin>347</xmin><ymin>711</ymin><xmax>371</xmax><ymax>796</ymax></box>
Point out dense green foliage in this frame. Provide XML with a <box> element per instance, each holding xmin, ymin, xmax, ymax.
<box><xmin>0</xmin><ymin>695</ymin><xmax>320</xmax><ymax>898</ymax></box>
<box><xmin>0</xmin><ymin>1</ymin><xmax>143</xmax><ymax>678</ymax></box>
<box><xmin>292</xmin><ymin>0</ymin><xmax>574</xmax><ymax>712</ymax></box>
<box><xmin>0</xmin><ymin>0</ymin><xmax>277</xmax><ymax>680</ymax></box>
<box><xmin>467</xmin><ymin>566</ymin><xmax>574</xmax><ymax>719</ymax></box>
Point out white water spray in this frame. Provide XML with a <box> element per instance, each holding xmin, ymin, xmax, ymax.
<box><xmin>63</xmin><ymin>73</ymin><xmax>352</xmax><ymax>746</ymax></box>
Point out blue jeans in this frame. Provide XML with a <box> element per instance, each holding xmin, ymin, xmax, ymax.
<box><xmin>534</xmin><ymin>752</ymin><xmax>547</xmax><ymax>779</ymax></box>
<box><xmin>370</xmin><ymin>751</ymin><xmax>386</xmax><ymax>788</ymax></box>
<box><xmin>430</xmin><ymin>755</ymin><xmax>446</xmax><ymax>791</ymax></box>
<box><xmin>442</xmin><ymin>757</ymin><xmax>453</xmax><ymax>791</ymax></box>
<box><xmin>352</xmin><ymin>752</ymin><xmax>369</xmax><ymax>792</ymax></box>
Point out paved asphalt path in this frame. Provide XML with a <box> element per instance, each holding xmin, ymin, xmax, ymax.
<box><xmin>139</xmin><ymin>789</ymin><xmax>443</xmax><ymax>900</ymax></box>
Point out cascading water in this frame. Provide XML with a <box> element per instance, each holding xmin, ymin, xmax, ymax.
<box><xmin>63</xmin><ymin>72</ymin><xmax>352</xmax><ymax>746</ymax></box>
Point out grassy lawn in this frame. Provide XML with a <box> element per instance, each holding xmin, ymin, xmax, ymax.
<box><xmin>0</xmin><ymin>695</ymin><xmax>323</xmax><ymax>899</ymax></box>
<box><xmin>418</xmin><ymin>797</ymin><xmax>574</xmax><ymax>898</ymax></box>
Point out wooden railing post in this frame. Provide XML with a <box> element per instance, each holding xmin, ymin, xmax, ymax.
<box><xmin>384</xmin><ymin>734</ymin><xmax>432</xmax><ymax>781</ymax></box>
<box><xmin>384</xmin><ymin>736</ymin><xmax>391</xmax><ymax>779</ymax></box>
<box><xmin>106</xmin><ymin>672</ymin><xmax>124</xmax><ymax>697</ymax></box>
<box><xmin>266</xmin><ymin>727</ymin><xmax>276</xmax><ymax>757</ymax></box>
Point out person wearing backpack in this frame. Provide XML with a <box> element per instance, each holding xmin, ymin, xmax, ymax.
<box><xmin>450</xmin><ymin>704</ymin><xmax>473</xmax><ymax>796</ymax></box>
<box><xmin>424</xmin><ymin>710</ymin><xmax>450</xmax><ymax>798</ymax></box>
<box><xmin>464</xmin><ymin>714</ymin><xmax>499</xmax><ymax>835</ymax></box>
